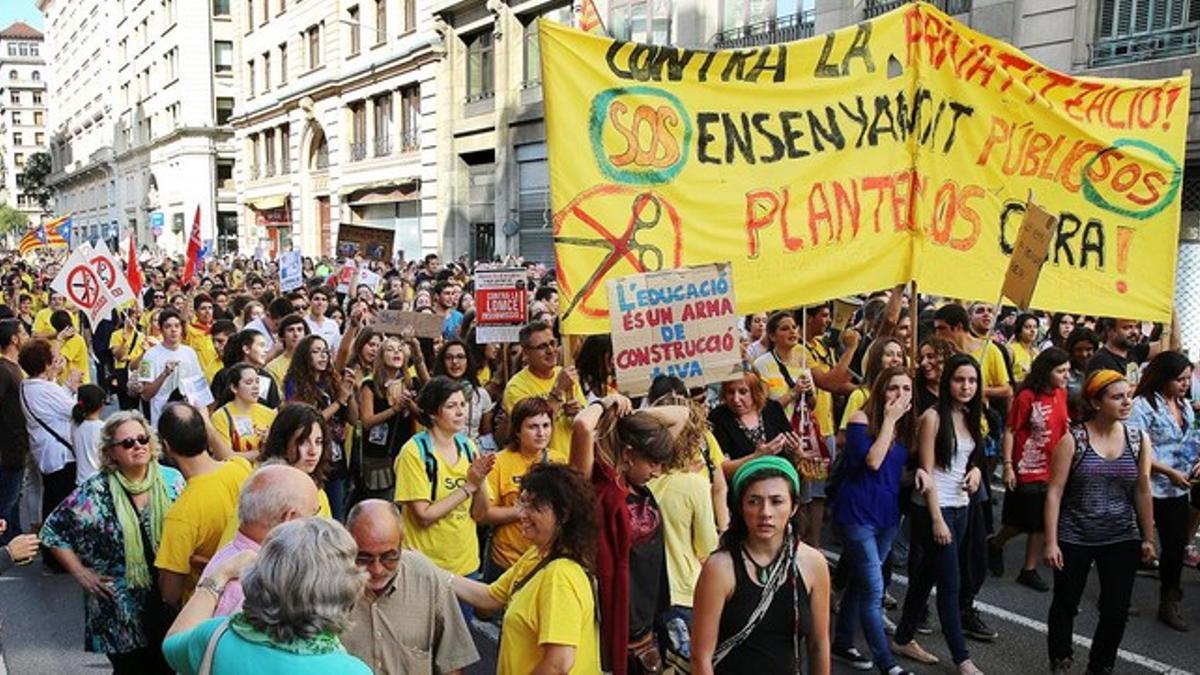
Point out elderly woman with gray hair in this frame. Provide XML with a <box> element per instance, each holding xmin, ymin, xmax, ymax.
<box><xmin>162</xmin><ymin>517</ymin><xmax>371</xmax><ymax>674</ymax></box>
<box><xmin>40</xmin><ymin>410</ymin><xmax>186</xmax><ymax>674</ymax></box>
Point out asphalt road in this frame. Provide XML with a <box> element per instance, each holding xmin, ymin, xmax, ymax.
<box><xmin>1</xmin><ymin>487</ymin><xmax>1197</xmax><ymax>674</ymax></box>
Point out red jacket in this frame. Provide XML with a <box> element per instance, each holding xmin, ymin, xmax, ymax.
<box><xmin>593</xmin><ymin>462</ymin><xmax>630</xmax><ymax>675</ymax></box>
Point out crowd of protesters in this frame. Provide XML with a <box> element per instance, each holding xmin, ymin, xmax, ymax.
<box><xmin>0</xmin><ymin>249</ymin><xmax>1195</xmax><ymax>675</ymax></box>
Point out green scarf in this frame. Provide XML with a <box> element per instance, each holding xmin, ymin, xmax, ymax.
<box><xmin>108</xmin><ymin>462</ymin><xmax>171</xmax><ymax>589</ymax></box>
<box><xmin>229</xmin><ymin>613</ymin><xmax>343</xmax><ymax>655</ymax></box>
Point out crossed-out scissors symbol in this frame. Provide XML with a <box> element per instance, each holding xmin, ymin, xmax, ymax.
<box><xmin>556</xmin><ymin>192</ymin><xmax>666</xmax><ymax>321</ymax></box>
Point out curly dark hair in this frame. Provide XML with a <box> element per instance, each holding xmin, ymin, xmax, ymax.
<box><xmin>261</xmin><ymin>403</ymin><xmax>332</xmax><ymax>487</ymax></box>
<box><xmin>285</xmin><ymin>335</ymin><xmax>340</xmax><ymax>407</ymax></box>
<box><xmin>519</xmin><ymin>463</ymin><xmax>598</xmax><ymax>574</ymax></box>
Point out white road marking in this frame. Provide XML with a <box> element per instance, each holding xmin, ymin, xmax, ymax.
<box><xmin>823</xmin><ymin>550</ymin><xmax>1194</xmax><ymax>675</ymax></box>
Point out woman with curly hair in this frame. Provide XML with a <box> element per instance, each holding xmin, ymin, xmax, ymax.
<box><xmin>450</xmin><ymin>463</ymin><xmax>601</xmax><ymax>674</ymax></box>
<box><xmin>571</xmin><ymin>393</ymin><xmax>690</xmax><ymax>675</ymax></box>
<box><xmin>285</xmin><ymin>335</ymin><xmax>357</xmax><ymax>521</ymax></box>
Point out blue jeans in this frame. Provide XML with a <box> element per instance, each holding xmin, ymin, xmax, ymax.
<box><xmin>896</xmin><ymin>505</ymin><xmax>970</xmax><ymax>665</ymax></box>
<box><xmin>835</xmin><ymin>522</ymin><xmax>899</xmax><ymax>671</ymax></box>
<box><xmin>0</xmin><ymin>465</ymin><xmax>22</xmax><ymax>545</ymax></box>
<box><xmin>325</xmin><ymin>474</ymin><xmax>348</xmax><ymax>522</ymax></box>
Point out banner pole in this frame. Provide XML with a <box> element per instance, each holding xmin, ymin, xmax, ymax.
<box><xmin>910</xmin><ymin>281</ymin><xmax>919</xmax><ymax>368</ymax></box>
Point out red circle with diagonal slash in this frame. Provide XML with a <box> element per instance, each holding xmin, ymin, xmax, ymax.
<box><xmin>90</xmin><ymin>256</ymin><xmax>117</xmax><ymax>290</ymax></box>
<box><xmin>66</xmin><ymin>266</ymin><xmax>101</xmax><ymax>309</ymax></box>
<box><xmin>552</xmin><ymin>184</ymin><xmax>683</xmax><ymax>321</ymax></box>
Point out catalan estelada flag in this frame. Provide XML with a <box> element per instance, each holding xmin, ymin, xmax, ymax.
<box><xmin>18</xmin><ymin>225</ymin><xmax>45</xmax><ymax>256</ymax></box>
<box><xmin>43</xmin><ymin>214</ymin><xmax>72</xmax><ymax>247</ymax></box>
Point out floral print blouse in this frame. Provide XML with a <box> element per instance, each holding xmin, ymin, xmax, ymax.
<box><xmin>40</xmin><ymin>465</ymin><xmax>186</xmax><ymax>654</ymax></box>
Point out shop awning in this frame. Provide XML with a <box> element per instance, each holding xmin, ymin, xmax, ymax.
<box><xmin>343</xmin><ymin>180</ymin><xmax>420</xmax><ymax>207</ymax></box>
<box><xmin>248</xmin><ymin>194</ymin><xmax>289</xmax><ymax>210</ymax></box>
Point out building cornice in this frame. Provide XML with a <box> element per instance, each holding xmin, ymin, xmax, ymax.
<box><xmin>230</xmin><ymin>49</ymin><xmax>439</xmax><ymax>129</ymax></box>
<box><xmin>114</xmin><ymin>126</ymin><xmax>237</xmax><ymax>163</ymax></box>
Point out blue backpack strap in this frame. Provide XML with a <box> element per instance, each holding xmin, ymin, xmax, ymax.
<box><xmin>454</xmin><ymin>433</ymin><xmax>475</xmax><ymax>462</ymax></box>
<box><xmin>414</xmin><ymin>431</ymin><xmax>437</xmax><ymax>501</ymax></box>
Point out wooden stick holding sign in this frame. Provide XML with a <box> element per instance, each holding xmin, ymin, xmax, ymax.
<box><xmin>374</xmin><ymin>310</ymin><xmax>443</xmax><ymax>339</ymax></box>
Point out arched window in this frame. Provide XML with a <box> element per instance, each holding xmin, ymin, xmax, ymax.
<box><xmin>31</xmin><ymin>71</ymin><xmax>40</xmax><ymax>81</ymax></box>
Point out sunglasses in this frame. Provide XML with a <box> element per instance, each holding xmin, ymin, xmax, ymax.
<box><xmin>113</xmin><ymin>435</ymin><xmax>151</xmax><ymax>450</ymax></box>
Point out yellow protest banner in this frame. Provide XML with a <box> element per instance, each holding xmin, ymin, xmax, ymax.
<box><xmin>542</xmin><ymin>2</ymin><xmax>1189</xmax><ymax>334</ymax></box>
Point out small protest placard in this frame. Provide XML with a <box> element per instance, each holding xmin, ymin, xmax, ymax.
<box><xmin>606</xmin><ymin>263</ymin><xmax>742</xmax><ymax>397</ymax></box>
<box><xmin>279</xmin><ymin>251</ymin><xmax>303</xmax><ymax>292</ymax></box>
<box><xmin>181</xmin><ymin>375</ymin><xmax>215</xmax><ymax>408</ymax></box>
<box><xmin>1002</xmin><ymin>200</ymin><xmax>1058</xmax><ymax>310</ymax></box>
<box><xmin>475</xmin><ymin>268</ymin><xmax>527</xmax><ymax>343</ymax></box>
<box><xmin>358</xmin><ymin>269</ymin><xmax>382</xmax><ymax>293</ymax></box>
<box><xmin>335</xmin><ymin>261</ymin><xmax>356</xmax><ymax>294</ymax></box>
<box><xmin>374</xmin><ymin>310</ymin><xmax>444</xmax><ymax>339</ymax></box>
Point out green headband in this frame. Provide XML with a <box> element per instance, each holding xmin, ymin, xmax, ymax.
<box><xmin>731</xmin><ymin>455</ymin><xmax>801</xmax><ymax>499</ymax></box>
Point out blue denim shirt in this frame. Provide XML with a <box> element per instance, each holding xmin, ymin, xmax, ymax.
<box><xmin>1128</xmin><ymin>394</ymin><xmax>1197</xmax><ymax>499</ymax></box>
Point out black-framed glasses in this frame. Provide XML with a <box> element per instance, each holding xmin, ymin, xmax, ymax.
<box><xmin>355</xmin><ymin>551</ymin><xmax>401</xmax><ymax>568</ymax></box>
<box><xmin>113</xmin><ymin>435</ymin><xmax>150</xmax><ymax>450</ymax></box>
<box><xmin>528</xmin><ymin>340</ymin><xmax>559</xmax><ymax>352</ymax></box>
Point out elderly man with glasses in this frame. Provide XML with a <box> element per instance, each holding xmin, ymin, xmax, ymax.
<box><xmin>342</xmin><ymin>499</ymin><xmax>478</xmax><ymax>675</ymax></box>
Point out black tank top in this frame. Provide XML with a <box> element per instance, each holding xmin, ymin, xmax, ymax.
<box><xmin>715</xmin><ymin>549</ymin><xmax>811</xmax><ymax>675</ymax></box>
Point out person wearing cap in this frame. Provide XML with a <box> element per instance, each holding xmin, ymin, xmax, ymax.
<box><xmin>1044</xmin><ymin>369</ymin><xmax>1155</xmax><ymax>675</ymax></box>
<box><xmin>690</xmin><ymin>455</ymin><xmax>831</xmax><ymax>675</ymax></box>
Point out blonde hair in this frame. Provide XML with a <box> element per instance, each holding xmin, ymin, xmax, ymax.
<box><xmin>98</xmin><ymin>411</ymin><xmax>162</xmax><ymax>473</ymax></box>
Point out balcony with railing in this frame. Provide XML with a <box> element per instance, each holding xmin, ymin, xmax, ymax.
<box><xmin>1090</xmin><ymin>0</ymin><xmax>1199</xmax><ymax>67</ymax></box>
<box><xmin>349</xmin><ymin>141</ymin><xmax>367</xmax><ymax>162</ymax></box>
<box><xmin>400</xmin><ymin>128</ymin><xmax>420</xmax><ymax>152</ymax></box>
<box><xmin>264</xmin><ymin>161</ymin><xmax>276</xmax><ymax>178</ymax></box>
<box><xmin>374</xmin><ymin>135</ymin><xmax>392</xmax><ymax>158</ymax></box>
<box><xmin>246</xmin><ymin>163</ymin><xmax>259</xmax><ymax>180</ymax></box>
<box><xmin>864</xmin><ymin>0</ymin><xmax>971</xmax><ymax>18</ymax></box>
<box><xmin>713</xmin><ymin>11</ymin><xmax>815</xmax><ymax>49</ymax></box>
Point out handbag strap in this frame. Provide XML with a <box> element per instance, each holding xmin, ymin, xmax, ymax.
<box><xmin>20</xmin><ymin>383</ymin><xmax>73</xmax><ymax>453</ymax></box>
<box><xmin>198</xmin><ymin>618</ymin><xmax>232</xmax><ymax>675</ymax></box>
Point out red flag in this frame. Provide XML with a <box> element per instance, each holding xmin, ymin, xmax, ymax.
<box><xmin>578</xmin><ymin>0</ymin><xmax>607</xmax><ymax>35</ymax></box>
<box><xmin>126</xmin><ymin>233</ymin><xmax>143</xmax><ymax>298</ymax></box>
<box><xmin>182</xmin><ymin>205</ymin><xmax>202</xmax><ymax>286</ymax></box>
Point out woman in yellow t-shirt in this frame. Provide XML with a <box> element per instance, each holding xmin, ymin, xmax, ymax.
<box><xmin>1008</xmin><ymin>312</ymin><xmax>1041</xmax><ymax>385</ymax></box>
<box><xmin>393</xmin><ymin>376</ymin><xmax>495</xmax><ymax>581</ymax></box>
<box><xmin>50</xmin><ymin>310</ymin><xmax>92</xmax><ymax>386</ymax></box>
<box><xmin>258</xmin><ymin>402</ymin><xmax>334</xmax><ymax>518</ymax></box>
<box><xmin>478</xmin><ymin>397</ymin><xmax>555</xmax><ymax>581</ymax></box>
<box><xmin>211</xmin><ymin>362</ymin><xmax>277</xmax><ymax>459</ymax></box>
<box><xmin>447</xmin><ymin>463</ymin><xmax>602</xmax><ymax>675</ymax></box>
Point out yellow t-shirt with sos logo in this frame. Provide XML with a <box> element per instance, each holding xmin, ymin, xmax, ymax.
<box><xmin>394</xmin><ymin>433</ymin><xmax>480</xmax><ymax>575</ymax></box>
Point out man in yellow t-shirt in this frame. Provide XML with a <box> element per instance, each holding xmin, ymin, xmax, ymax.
<box><xmin>501</xmin><ymin>321</ymin><xmax>585</xmax><ymax>464</ymax></box>
<box><xmin>933</xmin><ymin>303</ymin><xmax>1013</xmax><ymax>401</ymax></box>
<box><xmin>264</xmin><ymin>314</ymin><xmax>310</xmax><ymax>390</ymax></box>
<box><xmin>32</xmin><ymin>292</ymin><xmax>78</xmax><ymax>338</ymax></box>
<box><xmin>155</xmin><ymin>403</ymin><xmax>254</xmax><ymax>607</ymax></box>
<box><xmin>50</xmin><ymin>310</ymin><xmax>91</xmax><ymax>385</ymax></box>
<box><xmin>393</xmin><ymin>431</ymin><xmax>487</xmax><ymax>576</ymax></box>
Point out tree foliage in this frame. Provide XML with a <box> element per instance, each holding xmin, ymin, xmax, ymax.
<box><xmin>17</xmin><ymin>152</ymin><xmax>53</xmax><ymax>214</ymax></box>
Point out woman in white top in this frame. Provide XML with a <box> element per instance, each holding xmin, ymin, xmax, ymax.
<box><xmin>19</xmin><ymin>338</ymin><xmax>82</xmax><ymax>527</ymax></box>
<box><xmin>892</xmin><ymin>354</ymin><xmax>986</xmax><ymax>675</ymax></box>
<box><xmin>70</xmin><ymin>384</ymin><xmax>107</xmax><ymax>484</ymax></box>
